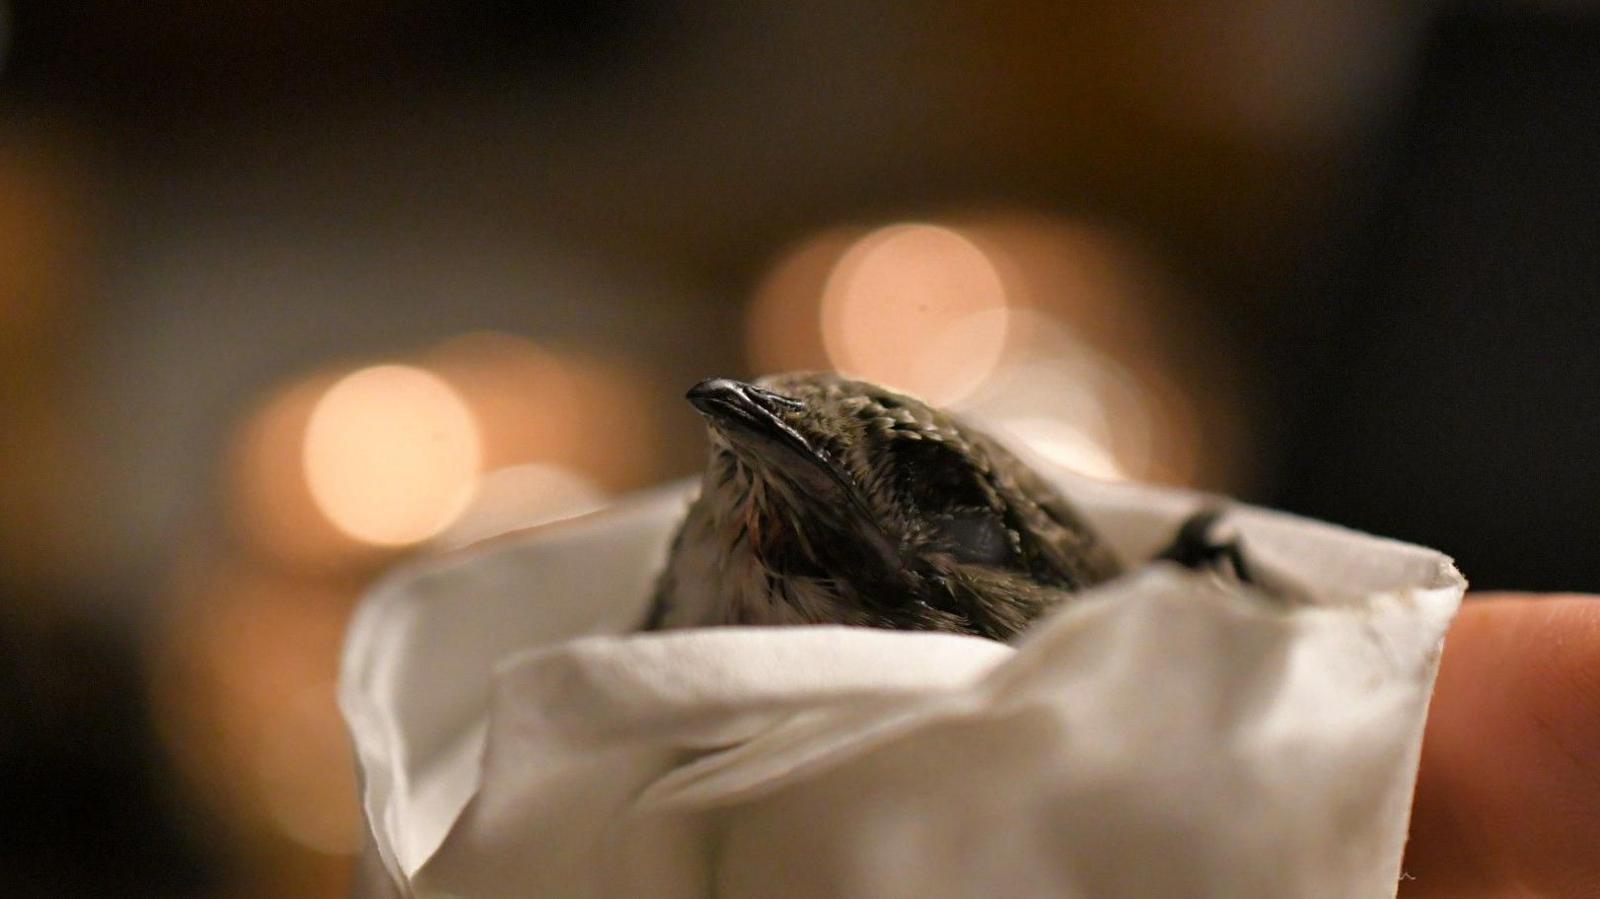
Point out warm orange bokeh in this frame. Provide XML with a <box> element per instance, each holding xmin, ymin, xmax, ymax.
<box><xmin>741</xmin><ymin>214</ymin><xmax>1234</xmax><ymax>486</ymax></box>
<box><xmin>151</xmin><ymin>560</ymin><xmax>361</xmax><ymax>865</ymax></box>
<box><xmin>426</xmin><ymin>332</ymin><xmax>659</xmax><ymax>493</ymax></box>
<box><xmin>302</xmin><ymin>364</ymin><xmax>482</xmax><ymax>547</ymax></box>
<box><xmin>820</xmin><ymin>223</ymin><xmax>1012</xmax><ymax>405</ymax></box>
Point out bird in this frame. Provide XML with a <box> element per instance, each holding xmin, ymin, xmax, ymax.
<box><xmin>643</xmin><ymin>372</ymin><xmax>1256</xmax><ymax>642</ymax></box>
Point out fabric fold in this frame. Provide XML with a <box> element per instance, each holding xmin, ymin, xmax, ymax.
<box><xmin>340</xmin><ymin>468</ymin><xmax>1463</xmax><ymax>898</ymax></box>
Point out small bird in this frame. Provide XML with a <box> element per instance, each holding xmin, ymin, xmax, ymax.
<box><xmin>644</xmin><ymin>372</ymin><xmax>1254</xmax><ymax>641</ymax></box>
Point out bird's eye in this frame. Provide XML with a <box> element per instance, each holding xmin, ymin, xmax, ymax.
<box><xmin>886</xmin><ymin>437</ymin><xmax>1017</xmax><ymax>565</ymax></box>
<box><xmin>891</xmin><ymin>439</ymin><xmax>990</xmax><ymax>510</ymax></box>
<box><xmin>935</xmin><ymin>512</ymin><xmax>1015</xmax><ymax>566</ymax></box>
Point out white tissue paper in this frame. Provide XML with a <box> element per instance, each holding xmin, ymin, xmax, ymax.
<box><xmin>340</xmin><ymin>466</ymin><xmax>1464</xmax><ymax>899</ymax></box>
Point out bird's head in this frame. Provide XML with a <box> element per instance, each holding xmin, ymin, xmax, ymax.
<box><xmin>656</xmin><ymin>372</ymin><xmax>1122</xmax><ymax>640</ymax></box>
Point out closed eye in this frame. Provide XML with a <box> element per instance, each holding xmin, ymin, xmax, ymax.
<box><xmin>936</xmin><ymin>512</ymin><xmax>1016</xmax><ymax>567</ymax></box>
<box><xmin>892</xmin><ymin>439</ymin><xmax>991</xmax><ymax>510</ymax></box>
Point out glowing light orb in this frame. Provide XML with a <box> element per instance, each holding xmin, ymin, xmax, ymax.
<box><xmin>821</xmin><ymin>224</ymin><xmax>1010</xmax><ymax>405</ymax></box>
<box><xmin>303</xmin><ymin>364</ymin><xmax>481</xmax><ymax>546</ymax></box>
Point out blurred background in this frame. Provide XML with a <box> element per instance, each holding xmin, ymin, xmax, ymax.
<box><xmin>1</xmin><ymin>1</ymin><xmax>1597</xmax><ymax>895</ymax></box>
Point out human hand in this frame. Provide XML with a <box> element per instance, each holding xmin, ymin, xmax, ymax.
<box><xmin>1402</xmin><ymin>594</ymin><xmax>1600</xmax><ymax>897</ymax></box>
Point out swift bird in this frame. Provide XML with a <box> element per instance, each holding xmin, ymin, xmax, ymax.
<box><xmin>644</xmin><ymin>372</ymin><xmax>1253</xmax><ymax>641</ymax></box>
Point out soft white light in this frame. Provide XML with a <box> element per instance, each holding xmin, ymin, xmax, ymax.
<box><xmin>1002</xmin><ymin>416</ymin><xmax>1128</xmax><ymax>482</ymax></box>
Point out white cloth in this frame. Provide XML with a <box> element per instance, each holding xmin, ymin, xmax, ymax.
<box><xmin>339</xmin><ymin>470</ymin><xmax>1464</xmax><ymax>898</ymax></box>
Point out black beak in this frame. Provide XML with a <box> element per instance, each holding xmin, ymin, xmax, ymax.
<box><xmin>686</xmin><ymin>377</ymin><xmax>906</xmax><ymax>578</ymax></box>
<box><xmin>686</xmin><ymin>375</ymin><xmax>843</xmax><ymax>515</ymax></box>
<box><xmin>686</xmin><ymin>378</ymin><xmax>808</xmax><ymax>448</ymax></box>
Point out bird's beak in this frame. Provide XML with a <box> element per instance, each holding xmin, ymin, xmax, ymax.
<box><xmin>686</xmin><ymin>377</ymin><xmax>904</xmax><ymax>574</ymax></box>
<box><xmin>686</xmin><ymin>377</ymin><xmax>810</xmax><ymax>454</ymax></box>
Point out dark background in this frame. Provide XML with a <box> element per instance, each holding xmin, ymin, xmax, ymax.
<box><xmin>0</xmin><ymin>3</ymin><xmax>1595</xmax><ymax>895</ymax></box>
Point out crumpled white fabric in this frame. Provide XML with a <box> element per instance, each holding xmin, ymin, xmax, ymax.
<box><xmin>339</xmin><ymin>468</ymin><xmax>1464</xmax><ymax>899</ymax></box>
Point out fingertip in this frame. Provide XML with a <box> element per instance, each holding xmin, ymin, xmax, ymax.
<box><xmin>1404</xmin><ymin>594</ymin><xmax>1600</xmax><ymax>897</ymax></box>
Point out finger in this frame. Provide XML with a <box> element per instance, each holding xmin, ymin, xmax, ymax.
<box><xmin>1402</xmin><ymin>594</ymin><xmax>1600</xmax><ymax>898</ymax></box>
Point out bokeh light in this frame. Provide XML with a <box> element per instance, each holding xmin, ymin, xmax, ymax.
<box><xmin>228</xmin><ymin>370</ymin><xmax>355</xmax><ymax>569</ymax></box>
<box><xmin>424</xmin><ymin>333</ymin><xmax>584</xmax><ymax>472</ymax></box>
<box><xmin>426</xmin><ymin>332</ymin><xmax>658</xmax><ymax>493</ymax></box>
<box><xmin>1001</xmin><ymin>417</ymin><xmax>1127</xmax><ymax>482</ymax></box>
<box><xmin>820</xmin><ymin>223</ymin><xmax>1012</xmax><ymax>405</ymax></box>
<box><xmin>255</xmin><ymin>681</ymin><xmax>362</xmax><ymax>856</ymax></box>
<box><xmin>961</xmin><ymin>215</ymin><xmax>1167</xmax><ymax>352</ymax></box>
<box><xmin>228</xmin><ymin>334</ymin><xmax>658</xmax><ymax>572</ymax></box>
<box><xmin>745</xmin><ymin>228</ymin><xmax>862</xmax><ymax>373</ymax></box>
<box><xmin>957</xmin><ymin>327</ymin><xmax>1157</xmax><ymax>484</ymax></box>
<box><xmin>746</xmin><ymin>214</ymin><xmax>1235</xmax><ymax>488</ymax></box>
<box><xmin>152</xmin><ymin>560</ymin><xmax>359</xmax><ymax>860</ymax></box>
<box><xmin>303</xmin><ymin>364</ymin><xmax>481</xmax><ymax>547</ymax></box>
<box><xmin>440</xmin><ymin>463</ymin><xmax>607</xmax><ymax>547</ymax></box>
